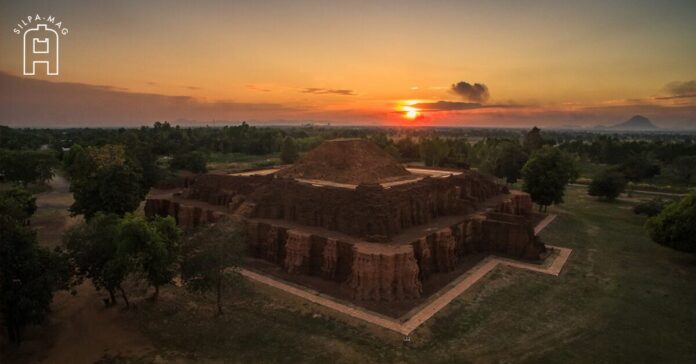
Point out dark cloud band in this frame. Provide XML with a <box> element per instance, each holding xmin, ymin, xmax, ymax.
<box><xmin>301</xmin><ymin>88</ymin><xmax>355</xmax><ymax>96</ymax></box>
<box><xmin>451</xmin><ymin>81</ymin><xmax>489</xmax><ymax>102</ymax></box>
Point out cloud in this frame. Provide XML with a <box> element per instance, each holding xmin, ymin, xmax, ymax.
<box><xmin>412</xmin><ymin>101</ymin><xmax>483</xmax><ymax>111</ymax></box>
<box><xmin>0</xmin><ymin>71</ymin><xmax>296</xmax><ymax>126</ymax></box>
<box><xmin>654</xmin><ymin>94</ymin><xmax>696</xmax><ymax>100</ymax></box>
<box><xmin>301</xmin><ymin>87</ymin><xmax>355</xmax><ymax>96</ymax></box>
<box><xmin>246</xmin><ymin>84</ymin><xmax>272</xmax><ymax>92</ymax></box>
<box><xmin>147</xmin><ymin>81</ymin><xmax>201</xmax><ymax>91</ymax></box>
<box><xmin>665</xmin><ymin>80</ymin><xmax>696</xmax><ymax>96</ymax></box>
<box><xmin>451</xmin><ymin>81</ymin><xmax>489</xmax><ymax>102</ymax></box>
<box><xmin>411</xmin><ymin>101</ymin><xmax>522</xmax><ymax>111</ymax></box>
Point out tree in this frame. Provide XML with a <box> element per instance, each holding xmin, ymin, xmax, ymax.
<box><xmin>0</xmin><ymin>187</ymin><xmax>36</xmax><ymax>224</ymax></box>
<box><xmin>63</xmin><ymin>213</ymin><xmax>134</xmax><ymax>307</ymax></box>
<box><xmin>634</xmin><ymin>198</ymin><xmax>668</xmax><ymax>217</ymax></box>
<box><xmin>420</xmin><ymin>137</ymin><xmax>450</xmax><ymax>167</ymax></box>
<box><xmin>121</xmin><ymin>135</ymin><xmax>164</xmax><ymax>190</ymax></box>
<box><xmin>69</xmin><ymin>145</ymin><xmax>146</xmax><ymax>219</ymax></box>
<box><xmin>280</xmin><ymin>136</ymin><xmax>299</xmax><ymax>164</ymax></box>
<box><xmin>523</xmin><ymin>126</ymin><xmax>544</xmax><ymax>153</ymax></box>
<box><xmin>170</xmin><ymin>151</ymin><xmax>207</xmax><ymax>173</ymax></box>
<box><xmin>445</xmin><ymin>138</ymin><xmax>471</xmax><ymax>168</ymax></box>
<box><xmin>619</xmin><ymin>155</ymin><xmax>660</xmax><ymax>182</ymax></box>
<box><xmin>0</xmin><ymin>188</ymin><xmax>71</xmax><ymax>343</ymax></box>
<box><xmin>62</xmin><ymin>144</ymin><xmax>89</xmax><ymax>178</ymax></box>
<box><xmin>118</xmin><ymin>214</ymin><xmax>181</xmax><ymax>300</ymax></box>
<box><xmin>181</xmin><ymin>221</ymin><xmax>246</xmax><ymax>316</ymax></box>
<box><xmin>492</xmin><ymin>142</ymin><xmax>528</xmax><ymax>184</ymax></box>
<box><xmin>395</xmin><ymin>137</ymin><xmax>420</xmax><ymax>160</ymax></box>
<box><xmin>672</xmin><ymin>155</ymin><xmax>696</xmax><ymax>184</ymax></box>
<box><xmin>0</xmin><ymin>149</ymin><xmax>57</xmax><ymax>186</ymax></box>
<box><xmin>521</xmin><ymin>146</ymin><xmax>578</xmax><ymax>211</ymax></box>
<box><xmin>588</xmin><ymin>170</ymin><xmax>626</xmax><ymax>201</ymax></box>
<box><xmin>646</xmin><ymin>191</ymin><xmax>696</xmax><ymax>254</ymax></box>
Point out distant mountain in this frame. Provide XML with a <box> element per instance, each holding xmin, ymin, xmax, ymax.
<box><xmin>610</xmin><ymin>115</ymin><xmax>658</xmax><ymax>130</ymax></box>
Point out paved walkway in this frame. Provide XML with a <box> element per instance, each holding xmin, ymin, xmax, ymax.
<box><xmin>534</xmin><ymin>214</ymin><xmax>557</xmax><ymax>235</ymax></box>
<box><xmin>240</xmin><ymin>215</ymin><xmax>570</xmax><ymax>336</ymax></box>
<box><xmin>569</xmin><ymin>183</ymin><xmax>686</xmax><ymax>197</ymax></box>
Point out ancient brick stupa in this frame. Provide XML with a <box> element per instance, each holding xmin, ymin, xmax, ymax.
<box><xmin>146</xmin><ymin>139</ymin><xmax>545</xmax><ymax>302</ymax></box>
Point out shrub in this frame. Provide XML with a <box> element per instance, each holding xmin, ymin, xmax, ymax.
<box><xmin>588</xmin><ymin>170</ymin><xmax>626</xmax><ymax>201</ymax></box>
<box><xmin>646</xmin><ymin>191</ymin><xmax>696</xmax><ymax>254</ymax></box>
<box><xmin>633</xmin><ymin>198</ymin><xmax>668</xmax><ymax>217</ymax></box>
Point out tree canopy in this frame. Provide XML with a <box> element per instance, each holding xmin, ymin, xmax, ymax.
<box><xmin>0</xmin><ymin>187</ymin><xmax>71</xmax><ymax>343</ymax></box>
<box><xmin>521</xmin><ymin>146</ymin><xmax>578</xmax><ymax>210</ymax></box>
<box><xmin>118</xmin><ymin>214</ymin><xmax>182</xmax><ymax>300</ymax></box>
<box><xmin>491</xmin><ymin>141</ymin><xmax>528</xmax><ymax>184</ymax></box>
<box><xmin>181</xmin><ymin>221</ymin><xmax>246</xmax><ymax>315</ymax></box>
<box><xmin>63</xmin><ymin>213</ymin><xmax>133</xmax><ymax>306</ymax></box>
<box><xmin>280</xmin><ymin>136</ymin><xmax>299</xmax><ymax>164</ymax></box>
<box><xmin>67</xmin><ymin>145</ymin><xmax>146</xmax><ymax>219</ymax></box>
<box><xmin>523</xmin><ymin>126</ymin><xmax>544</xmax><ymax>153</ymax></box>
<box><xmin>588</xmin><ymin>170</ymin><xmax>626</xmax><ymax>201</ymax></box>
<box><xmin>0</xmin><ymin>149</ymin><xmax>57</xmax><ymax>186</ymax></box>
<box><xmin>170</xmin><ymin>151</ymin><xmax>208</xmax><ymax>173</ymax></box>
<box><xmin>646</xmin><ymin>191</ymin><xmax>696</xmax><ymax>254</ymax></box>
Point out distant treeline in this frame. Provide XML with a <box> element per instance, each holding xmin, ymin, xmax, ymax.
<box><xmin>2</xmin><ymin>122</ymin><xmax>696</xmax><ymax>187</ymax></box>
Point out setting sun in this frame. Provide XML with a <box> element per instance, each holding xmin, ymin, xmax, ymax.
<box><xmin>403</xmin><ymin>105</ymin><xmax>420</xmax><ymax>120</ymax></box>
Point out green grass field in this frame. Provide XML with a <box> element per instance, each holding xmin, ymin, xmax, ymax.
<box><xmin>205</xmin><ymin>152</ymin><xmax>281</xmax><ymax>173</ymax></box>
<box><xmin>126</xmin><ymin>186</ymin><xmax>696</xmax><ymax>363</ymax></box>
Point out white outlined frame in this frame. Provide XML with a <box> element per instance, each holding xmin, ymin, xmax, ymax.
<box><xmin>23</xmin><ymin>24</ymin><xmax>59</xmax><ymax>76</ymax></box>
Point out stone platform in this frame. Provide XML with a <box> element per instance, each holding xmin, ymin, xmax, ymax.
<box><xmin>238</xmin><ymin>215</ymin><xmax>569</xmax><ymax>336</ymax></box>
<box><xmin>145</xmin><ymin>139</ymin><xmax>547</xmax><ymax>303</ymax></box>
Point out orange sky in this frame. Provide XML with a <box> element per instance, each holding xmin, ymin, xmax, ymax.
<box><xmin>1</xmin><ymin>0</ymin><xmax>695</xmax><ymax>128</ymax></box>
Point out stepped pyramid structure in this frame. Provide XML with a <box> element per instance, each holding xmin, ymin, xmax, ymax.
<box><xmin>276</xmin><ymin>138</ymin><xmax>412</xmax><ymax>184</ymax></box>
<box><xmin>146</xmin><ymin>139</ymin><xmax>546</xmax><ymax>302</ymax></box>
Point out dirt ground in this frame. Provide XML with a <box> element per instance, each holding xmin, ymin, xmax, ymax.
<box><xmin>29</xmin><ymin>173</ymin><xmax>81</xmax><ymax>248</ymax></box>
<box><xmin>1</xmin><ymin>174</ymin><xmax>156</xmax><ymax>364</ymax></box>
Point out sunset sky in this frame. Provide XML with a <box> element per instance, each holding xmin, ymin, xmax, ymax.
<box><xmin>1</xmin><ymin>0</ymin><xmax>695</xmax><ymax>128</ymax></box>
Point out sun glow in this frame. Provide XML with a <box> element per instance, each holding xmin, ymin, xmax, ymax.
<box><xmin>402</xmin><ymin>105</ymin><xmax>421</xmax><ymax>120</ymax></box>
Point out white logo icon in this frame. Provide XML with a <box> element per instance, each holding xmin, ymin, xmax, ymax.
<box><xmin>13</xmin><ymin>14</ymin><xmax>69</xmax><ymax>76</ymax></box>
<box><xmin>23</xmin><ymin>24</ymin><xmax>59</xmax><ymax>75</ymax></box>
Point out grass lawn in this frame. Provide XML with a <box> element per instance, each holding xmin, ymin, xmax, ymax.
<box><xmin>206</xmin><ymin>152</ymin><xmax>281</xmax><ymax>173</ymax></box>
<box><xmin>207</xmin><ymin>152</ymin><xmax>280</xmax><ymax>164</ymax></box>
<box><xmin>128</xmin><ymin>186</ymin><xmax>696</xmax><ymax>363</ymax></box>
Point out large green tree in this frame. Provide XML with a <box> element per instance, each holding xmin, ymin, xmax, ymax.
<box><xmin>521</xmin><ymin>146</ymin><xmax>578</xmax><ymax>211</ymax></box>
<box><xmin>492</xmin><ymin>141</ymin><xmax>528</xmax><ymax>184</ymax></box>
<box><xmin>646</xmin><ymin>191</ymin><xmax>696</xmax><ymax>254</ymax></box>
<box><xmin>118</xmin><ymin>214</ymin><xmax>182</xmax><ymax>300</ymax></box>
<box><xmin>68</xmin><ymin>145</ymin><xmax>146</xmax><ymax>219</ymax></box>
<box><xmin>63</xmin><ymin>213</ymin><xmax>134</xmax><ymax>307</ymax></box>
<box><xmin>0</xmin><ymin>188</ymin><xmax>71</xmax><ymax>343</ymax></box>
<box><xmin>588</xmin><ymin>170</ymin><xmax>627</xmax><ymax>201</ymax></box>
<box><xmin>0</xmin><ymin>149</ymin><xmax>57</xmax><ymax>186</ymax></box>
<box><xmin>0</xmin><ymin>187</ymin><xmax>36</xmax><ymax>223</ymax></box>
<box><xmin>279</xmin><ymin>136</ymin><xmax>299</xmax><ymax>164</ymax></box>
<box><xmin>181</xmin><ymin>221</ymin><xmax>246</xmax><ymax>316</ymax></box>
<box><xmin>523</xmin><ymin>126</ymin><xmax>544</xmax><ymax>153</ymax></box>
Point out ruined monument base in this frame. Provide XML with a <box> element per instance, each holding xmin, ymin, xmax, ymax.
<box><xmin>243</xmin><ymin>228</ymin><xmax>556</xmax><ymax>320</ymax></box>
<box><xmin>244</xmin><ymin>252</ymin><xmax>490</xmax><ymax>318</ymax></box>
<box><xmin>146</xmin><ymin>139</ymin><xmax>550</xmax><ymax>307</ymax></box>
